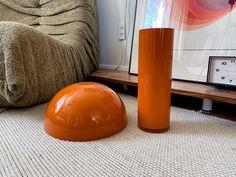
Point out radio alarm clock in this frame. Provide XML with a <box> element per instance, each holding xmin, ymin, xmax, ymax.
<box><xmin>207</xmin><ymin>56</ymin><xmax>236</xmax><ymax>87</ymax></box>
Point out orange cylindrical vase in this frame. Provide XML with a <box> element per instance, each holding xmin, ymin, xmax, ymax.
<box><xmin>138</xmin><ymin>28</ymin><xmax>174</xmax><ymax>133</ymax></box>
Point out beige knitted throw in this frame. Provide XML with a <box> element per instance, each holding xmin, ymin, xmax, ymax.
<box><xmin>0</xmin><ymin>0</ymin><xmax>98</xmax><ymax>107</ymax></box>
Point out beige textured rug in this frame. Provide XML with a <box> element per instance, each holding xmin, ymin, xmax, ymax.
<box><xmin>0</xmin><ymin>93</ymin><xmax>235</xmax><ymax>177</ymax></box>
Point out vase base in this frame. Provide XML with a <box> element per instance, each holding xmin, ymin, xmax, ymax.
<box><xmin>138</xmin><ymin>126</ymin><xmax>169</xmax><ymax>133</ymax></box>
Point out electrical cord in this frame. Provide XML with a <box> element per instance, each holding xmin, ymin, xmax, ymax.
<box><xmin>114</xmin><ymin>0</ymin><xmax>131</xmax><ymax>70</ymax></box>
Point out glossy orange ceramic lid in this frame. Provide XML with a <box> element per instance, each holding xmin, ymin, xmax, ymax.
<box><xmin>44</xmin><ymin>82</ymin><xmax>127</xmax><ymax>141</ymax></box>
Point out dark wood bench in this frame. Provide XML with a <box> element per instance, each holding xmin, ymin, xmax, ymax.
<box><xmin>89</xmin><ymin>70</ymin><xmax>236</xmax><ymax>105</ymax></box>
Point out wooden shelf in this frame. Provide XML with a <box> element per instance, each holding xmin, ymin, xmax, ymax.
<box><xmin>171</xmin><ymin>81</ymin><xmax>236</xmax><ymax>105</ymax></box>
<box><xmin>89</xmin><ymin>70</ymin><xmax>236</xmax><ymax>105</ymax></box>
<box><xmin>90</xmin><ymin>70</ymin><xmax>138</xmax><ymax>86</ymax></box>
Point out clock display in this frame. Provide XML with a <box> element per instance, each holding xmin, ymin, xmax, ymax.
<box><xmin>207</xmin><ymin>57</ymin><xmax>236</xmax><ymax>87</ymax></box>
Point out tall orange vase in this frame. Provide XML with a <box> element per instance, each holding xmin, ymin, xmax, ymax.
<box><xmin>138</xmin><ymin>28</ymin><xmax>174</xmax><ymax>133</ymax></box>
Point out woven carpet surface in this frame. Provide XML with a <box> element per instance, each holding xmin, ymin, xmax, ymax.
<box><xmin>0</xmin><ymin>94</ymin><xmax>235</xmax><ymax>177</ymax></box>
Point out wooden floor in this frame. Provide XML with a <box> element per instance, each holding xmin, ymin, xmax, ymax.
<box><xmin>89</xmin><ymin>70</ymin><xmax>236</xmax><ymax>105</ymax></box>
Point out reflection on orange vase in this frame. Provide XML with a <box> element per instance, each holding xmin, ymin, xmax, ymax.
<box><xmin>138</xmin><ymin>28</ymin><xmax>174</xmax><ymax>133</ymax></box>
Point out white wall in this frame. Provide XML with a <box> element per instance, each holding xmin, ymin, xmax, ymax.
<box><xmin>97</xmin><ymin>0</ymin><xmax>137</xmax><ymax>71</ymax></box>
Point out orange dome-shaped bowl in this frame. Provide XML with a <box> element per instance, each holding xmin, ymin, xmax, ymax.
<box><xmin>44</xmin><ymin>82</ymin><xmax>127</xmax><ymax>141</ymax></box>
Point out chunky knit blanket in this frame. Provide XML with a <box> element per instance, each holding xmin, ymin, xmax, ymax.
<box><xmin>0</xmin><ymin>0</ymin><xmax>98</xmax><ymax>107</ymax></box>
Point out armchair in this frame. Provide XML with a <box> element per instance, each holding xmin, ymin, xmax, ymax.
<box><xmin>0</xmin><ymin>0</ymin><xmax>98</xmax><ymax>107</ymax></box>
